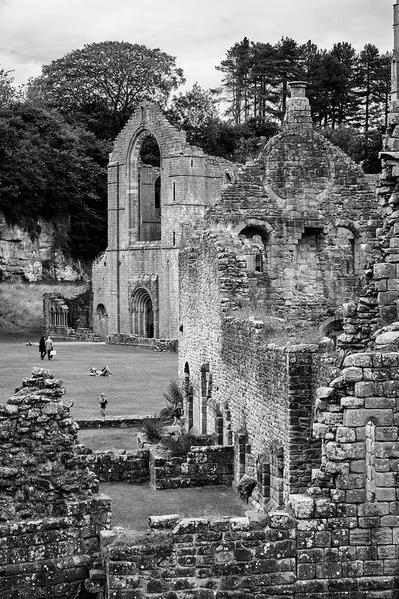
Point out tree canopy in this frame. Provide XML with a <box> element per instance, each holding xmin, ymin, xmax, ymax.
<box><xmin>215</xmin><ymin>37</ymin><xmax>391</xmax><ymax>131</ymax></box>
<box><xmin>27</xmin><ymin>41</ymin><xmax>185</xmax><ymax>138</ymax></box>
<box><xmin>0</xmin><ymin>102</ymin><xmax>109</xmax><ymax>260</ymax></box>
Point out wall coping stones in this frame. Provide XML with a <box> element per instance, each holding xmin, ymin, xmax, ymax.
<box><xmin>77</xmin><ymin>415</ymin><xmax>159</xmax><ymax>429</ymax></box>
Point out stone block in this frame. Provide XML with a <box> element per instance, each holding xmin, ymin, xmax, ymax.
<box><xmin>365</xmin><ymin>397</ymin><xmax>395</xmax><ymax>409</ymax></box>
<box><xmin>353</xmin><ymin>381</ymin><xmax>377</xmax><ymax>397</ymax></box>
<box><xmin>378</xmin><ymin>291</ymin><xmax>399</xmax><ymax>306</ymax></box>
<box><xmin>335</xmin><ymin>426</ymin><xmax>356</xmax><ymax>443</ymax></box>
<box><xmin>289</xmin><ymin>494</ymin><xmax>314</xmax><ymax>519</ymax></box>
<box><xmin>341</xmin><ymin>367</ymin><xmax>363</xmax><ymax>383</ymax></box>
<box><xmin>344</xmin><ymin>409</ymin><xmax>394</xmax><ymax>428</ymax></box>
<box><xmin>340</xmin><ymin>396</ymin><xmax>364</xmax><ymax>409</ymax></box>
<box><xmin>343</xmin><ymin>353</ymin><xmax>373</xmax><ymax>368</ymax></box>
<box><xmin>335</xmin><ymin>474</ymin><xmax>365</xmax><ymax>489</ymax></box>
<box><xmin>375</xmin><ymin>472</ymin><xmax>399</xmax><ymax>488</ymax></box>
<box><xmin>374</xmin><ymin>263</ymin><xmax>396</xmax><ymax>279</ymax></box>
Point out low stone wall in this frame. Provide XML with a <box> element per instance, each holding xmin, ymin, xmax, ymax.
<box><xmin>86</xmin><ymin>449</ymin><xmax>150</xmax><ymax>483</ymax></box>
<box><xmin>101</xmin><ymin>511</ymin><xmax>297</xmax><ymax>598</ymax></box>
<box><xmin>150</xmin><ymin>445</ymin><xmax>234</xmax><ymax>490</ymax></box>
<box><xmin>107</xmin><ymin>333</ymin><xmax>178</xmax><ymax>352</ymax></box>
<box><xmin>101</xmin><ymin>505</ymin><xmax>399</xmax><ymax>599</ymax></box>
<box><xmin>0</xmin><ymin>495</ymin><xmax>111</xmax><ymax>599</ymax></box>
<box><xmin>77</xmin><ymin>415</ymin><xmax>157</xmax><ymax>429</ymax></box>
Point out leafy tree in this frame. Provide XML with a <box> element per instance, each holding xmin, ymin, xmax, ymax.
<box><xmin>354</xmin><ymin>44</ymin><xmax>391</xmax><ymax>132</ymax></box>
<box><xmin>216</xmin><ymin>37</ymin><xmax>253</xmax><ymax>124</ymax></box>
<box><xmin>320</xmin><ymin>126</ymin><xmax>382</xmax><ymax>173</ymax></box>
<box><xmin>0</xmin><ymin>102</ymin><xmax>109</xmax><ymax>260</ymax></box>
<box><xmin>0</xmin><ymin>68</ymin><xmax>17</xmax><ymax>108</ymax></box>
<box><xmin>167</xmin><ymin>83</ymin><xmax>218</xmax><ymax>140</ymax></box>
<box><xmin>27</xmin><ymin>41</ymin><xmax>185</xmax><ymax>138</ymax></box>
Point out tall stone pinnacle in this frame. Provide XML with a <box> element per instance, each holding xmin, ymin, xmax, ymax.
<box><xmin>285</xmin><ymin>81</ymin><xmax>313</xmax><ymax>130</ymax></box>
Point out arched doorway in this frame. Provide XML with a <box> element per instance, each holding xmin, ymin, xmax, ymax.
<box><xmin>95</xmin><ymin>303</ymin><xmax>109</xmax><ymax>339</ymax></box>
<box><xmin>131</xmin><ymin>288</ymin><xmax>155</xmax><ymax>338</ymax></box>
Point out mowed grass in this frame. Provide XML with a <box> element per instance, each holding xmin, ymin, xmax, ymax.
<box><xmin>101</xmin><ymin>482</ymin><xmax>246</xmax><ymax>530</ymax></box>
<box><xmin>78</xmin><ymin>428</ymin><xmax>138</xmax><ymax>451</ymax></box>
<box><xmin>0</xmin><ymin>337</ymin><xmax>177</xmax><ymax>420</ymax></box>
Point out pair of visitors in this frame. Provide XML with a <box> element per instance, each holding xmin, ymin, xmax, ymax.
<box><xmin>89</xmin><ymin>365</ymin><xmax>113</xmax><ymax>377</ymax></box>
<box><xmin>39</xmin><ymin>335</ymin><xmax>54</xmax><ymax>360</ymax></box>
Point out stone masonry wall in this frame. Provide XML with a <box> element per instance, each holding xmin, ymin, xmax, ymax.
<box><xmin>203</xmin><ymin>84</ymin><xmax>379</xmax><ymax>326</ymax></box>
<box><xmin>0</xmin><ymin>368</ymin><xmax>112</xmax><ymax>598</ymax></box>
<box><xmin>0</xmin><ymin>495</ymin><xmax>110</xmax><ymax>599</ymax></box>
<box><xmin>100</xmin><ymin>348</ymin><xmax>399</xmax><ymax>598</ymax></box>
<box><xmin>149</xmin><ymin>445</ymin><xmax>234</xmax><ymax>490</ymax></box>
<box><xmin>179</xmin><ymin>242</ymin><xmax>337</xmax><ymax>503</ymax></box>
<box><xmin>85</xmin><ymin>448</ymin><xmax>150</xmax><ymax>483</ymax></box>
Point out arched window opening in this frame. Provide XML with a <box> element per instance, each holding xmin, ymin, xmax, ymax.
<box><xmin>131</xmin><ymin>288</ymin><xmax>154</xmax><ymax>338</ymax></box>
<box><xmin>137</xmin><ymin>134</ymin><xmax>161</xmax><ymax>241</ymax></box>
<box><xmin>320</xmin><ymin>318</ymin><xmax>343</xmax><ymax>345</ymax></box>
<box><xmin>239</xmin><ymin>225</ymin><xmax>268</xmax><ymax>274</ymax></box>
<box><xmin>96</xmin><ymin>303</ymin><xmax>108</xmax><ymax>319</ymax></box>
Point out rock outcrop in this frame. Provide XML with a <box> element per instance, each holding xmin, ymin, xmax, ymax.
<box><xmin>0</xmin><ymin>212</ymin><xmax>86</xmax><ymax>281</ymax></box>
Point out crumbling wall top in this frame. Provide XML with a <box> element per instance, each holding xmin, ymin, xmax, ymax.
<box><xmin>0</xmin><ymin>368</ymin><xmax>97</xmax><ymax>521</ymax></box>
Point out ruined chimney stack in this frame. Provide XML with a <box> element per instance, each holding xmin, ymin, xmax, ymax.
<box><xmin>285</xmin><ymin>81</ymin><xmax>313</xmax><ymax>129</ymax></box>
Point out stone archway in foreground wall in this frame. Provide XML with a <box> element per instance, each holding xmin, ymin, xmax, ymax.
<box><xmin>130</xmin><ymin>287</ymin><xmax>156</xmax><ymax>338</ymax></box>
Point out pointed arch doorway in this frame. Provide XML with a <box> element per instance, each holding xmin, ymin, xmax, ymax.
<box><xmin>131</xmin><ymin>288</ymin><xmax>155</xmax><ymax>338</ymax></box>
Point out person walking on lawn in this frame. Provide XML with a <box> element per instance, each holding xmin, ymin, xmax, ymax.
<box><xmin>39</xmin><ymin>336</ymin><xmax>46</xmax><ymax>360</ymax></box>
<box><xmin>99</xmin><ymin>393</ymin><xmax>108</xmax><ymax>419</ymax></box>
<box><xmin>45</xmin><ymin>335</ymin><xmax>54</xmax><ymax>360</ymax></box>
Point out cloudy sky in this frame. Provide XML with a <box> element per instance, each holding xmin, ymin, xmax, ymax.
<box><xmin>0</xmin><ymin>0</ymin><xmax>395</xmax><ymax>92</ymax></box>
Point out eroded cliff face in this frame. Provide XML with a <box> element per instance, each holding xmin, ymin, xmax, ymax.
<box><xmin>0</xmin><ymin>213</ymin><xmax>87</xmax><ymax>281</ymax></box>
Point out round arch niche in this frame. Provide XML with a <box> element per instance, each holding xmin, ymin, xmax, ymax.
<box><xmin>130</xmin><ymin>288</ymin><xmax>155</xmax><ymax>338</ymax></box>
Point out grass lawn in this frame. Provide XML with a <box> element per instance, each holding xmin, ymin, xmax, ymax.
<box><xmin>0</xmin><ymin>336</ymin><xmax>177</xmax><ymax>420</ymax></box>
<box><xmin>101</xmin><ymin>482</ymin><xmax>246</xmax><ymax>530</ymax></box>
<box><xmin>78</xmin><ymin>428</ymin><xmax>138</xmax><ymax>451</ymax></box>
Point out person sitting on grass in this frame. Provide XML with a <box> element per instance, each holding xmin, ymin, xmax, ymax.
<box><xmin>89</xmin><ymin>365</ymin><xmax>113</xmax><ymax>377</ymax></box>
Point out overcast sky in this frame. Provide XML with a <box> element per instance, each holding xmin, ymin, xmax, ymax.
<box><xmin>0</xmin><ymin>0</ymin><xmax>395</xmax><ymax>92</ymax></box>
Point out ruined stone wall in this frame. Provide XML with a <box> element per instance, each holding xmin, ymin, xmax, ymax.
<box><xmin>85</xmin><ymin>448</ymin><xmax>150</xmax><ymax>483</ymax></box>
<box><xmin>0</xmin><ymin>368</ymin><xmax>111</xmax><ymax>598</ymax></box>
<box><xmin>43</xmin><ymin>286</ymin><xmax>92</xmax><ymax>337</ymax></box>
<box><xmin>149</xmin><ymin>445</ymin><xmax>234</xmax><ymax>490</ymax></box>
<box><xmin>100</xmin><ymin>347</ymin><xmax>399</xmax><ymax>598</ymax></box>
<box><xmin>179</xmin><ymin>237</ymin><xmax>337</xmax><ymax>502</ymax></box>
<box><xmin>0</xmin><ymin>496</ymin><xmax>110</xmax><ymax>599</ymax></box>
<box><xmin>205</xmin><ymin>136</ymin><xmax>378</xmax><ymax>325</ymax></box>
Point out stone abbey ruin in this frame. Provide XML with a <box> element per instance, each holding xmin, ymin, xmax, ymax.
<box><xmin>7</xmin><ymin>2</ymin><xmax>399</xmax><ymax>598</ymax></box>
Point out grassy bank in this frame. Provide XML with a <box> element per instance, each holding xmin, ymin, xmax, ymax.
<box><xmin>0</xmin><ymin>281</ymin><xmax>87</xmax><ymax>334</ymax></box>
